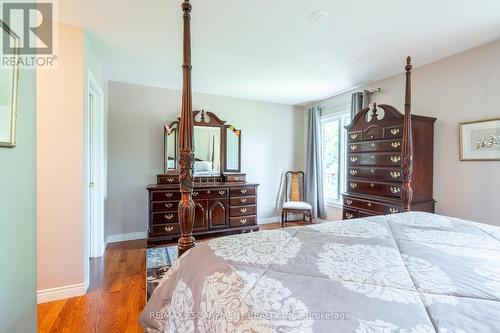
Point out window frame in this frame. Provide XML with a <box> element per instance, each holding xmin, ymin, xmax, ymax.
<box><xmin>320</xmin><ymin>109</ymin><xmax>350</xmax><ymax>207</ymax></box>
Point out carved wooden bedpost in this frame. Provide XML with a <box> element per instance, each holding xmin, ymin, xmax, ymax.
<box><xmin>178</xmin><ymin>0</ymin><xmax>195</xmax><ymax>255</ymax></box>
<box><xmin>402</xmin><ymin>56</ymin><xmax>414</xmax><ymax>212</ymax></box>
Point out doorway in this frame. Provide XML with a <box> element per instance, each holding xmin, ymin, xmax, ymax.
<box><xmin>85</xmin><ymin>71</ymin><xmax>105</xmax><ymax>267</ymax></box>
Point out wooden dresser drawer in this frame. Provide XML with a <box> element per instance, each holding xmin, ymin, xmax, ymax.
<box><xmin>230</xmin><ymin>215</ymin><xmax>257</xmax><ymax>227</ymax></box>
<box><xmin>230</xmin><ymin>187</ymin><xmax>256</xmax><ymax>197</ymax></box>
<box><xmin>348</xmin><ymin>153</ymin><xmax>402</xmax><ymax>167</ymax></box>
<box><xmin>363</xmin><ymin>125</ymin><xmax>384</xmax><ymax>140</ymax></box>
<box><xmin>192</xmin><ymin>188</ymin><xmax>229</xmax><ymax>199</ymax></box>
<box><xmin>151</xmin><ymin>201</ymin><xmax>178</xmax><ymax>212</ymax></box>
<box><xmin>230</xmin><ymin>205</ymin><xmax>256</xmax><ymax>217</ymax></box>
<box><xmin>343</xmin><ymin>196</ymin><xmax>402</xmax><ymax>215</ymax></box>
<box><xmin>225</xmin><ymin>173</ymin><xmax>246</xmax><ymax>182</ymax></box>
<box><xmin>230</xmin><ymin>196</ymin><xmax>256</xmax><ymax>206</ymax></box>
<box><xmin>157</xmin><ymin>174</ymin><xmax>179</xmax><ymax>184</ymax></box>
<box><xmin>347</xmin><ymin>131</ymin><xmax>362</xmax><ymax>142</ymax></box>
<box><xmin>347</xmin><ymin>180</ymin><xmax>402</xmax><ymax>198</ymax></box>
<box><xmin>384</xmin><ymin>126</ymin><xmax>403</xmax><ymax>139</ymax></box>
<box><xmin>151</xmin><ymin>190</ymin><xmax>181</xmax><ymax>201</ymax></box>
<box><xmin>348</xmin><ymin>139</ymin><xmax>402</xmax><ymax>153</ymax></box>
<box><xmin>149</xmin><ymin>224</ymin><xmax>180</xmax><ymax>237</ymax></box>
<box><xmin>151</xmin><ymin>212</ymin><xmax>179</xmax><ymax>225</ymax></box>
<box><xmin>343</xmin><ymin>208</ymin><xmax>358</xmax><ymax>220</ymax></box>
<box><xmin>348</xmin><ymin>167</ymin><xmax>402</xmax><ymax>181</ymax></box>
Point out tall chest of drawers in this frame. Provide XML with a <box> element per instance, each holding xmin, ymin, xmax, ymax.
<box><xmin>342</xmin><ymin>104</ymin><xmax>436</xmax><ymax>220</ymax></box>
<box><xmin>147</xmin><ymin>173</ymin><xmax>259</xmax><ymax>245</ymax></box>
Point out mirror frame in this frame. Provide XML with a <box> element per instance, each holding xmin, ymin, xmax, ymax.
<box><xmin>192</xmin><ymin>110</ymin><xmax>225</xmax><ymax>176</ymax></box>
<box><xmin>163</xmin><ymin>110</ymin><xmax>242</xmax><ymax>176</ymax></box>
<box><xmin>223</xmin><ymin>125</ymin><xmax>241</xmax><ymax>173</ymax></box>
<box><xmin>164</xmin><ymin>120</ymin><xmax>179</xmax><ymax>173</ymax></box>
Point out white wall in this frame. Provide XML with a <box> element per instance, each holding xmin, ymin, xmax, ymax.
<box><xmin>107</xmin><ymin>82</ymin><xmax>304</xmax><ymax>236</ymax></box>
<box><xmin>0</xmin><ymin>68</ymin><xmax>37</xmax><ymax>332</ymax></box>
<box><xmin>315</xmin><ymin>39</ymin><xmax>500</xmax><ymax>226</ymax></box>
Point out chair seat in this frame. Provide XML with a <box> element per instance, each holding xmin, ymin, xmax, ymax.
<box><xmin>283</xmin><ymin>201</ymin><xmax>312</xmax><ymax>210</ymax></box>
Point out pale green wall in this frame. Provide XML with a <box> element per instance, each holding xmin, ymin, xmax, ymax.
<box><xmin>0</xmin><ymin>68</ymin><xmax>37</xmax><ymax>332</ymax></box>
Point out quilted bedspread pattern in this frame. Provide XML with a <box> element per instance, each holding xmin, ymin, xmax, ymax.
<box><xmin>141</xmin><ymin>212</ymin><xmax>500</xmax><ymax>333</ymax></box>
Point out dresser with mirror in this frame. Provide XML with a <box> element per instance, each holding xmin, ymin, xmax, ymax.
<box><xmin>147</xmin><ymin>110</ymin><xmax>258</xmax><ymax>244</ymax></box>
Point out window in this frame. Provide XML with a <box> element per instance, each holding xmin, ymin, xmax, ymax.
<box><xmin>321</xmin><ymin>110</ymin><xmax>351</xmax><ymax>206</ymax></box>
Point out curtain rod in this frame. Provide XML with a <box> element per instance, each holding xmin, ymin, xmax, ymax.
<box><xmin>367</xmin><ymin>88</ymin><xmax>381</xmax><ymax>94</ymax></box>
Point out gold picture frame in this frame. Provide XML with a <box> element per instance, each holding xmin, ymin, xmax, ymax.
<box><xmin>0</xmin><ymin>20</ymin><xmax>20</xmax><ymax>148</ymax></box>
<box><xmin>459</xmin><ymin>118</ymin><xmax>500</xmax><ymax>161</ymax></box>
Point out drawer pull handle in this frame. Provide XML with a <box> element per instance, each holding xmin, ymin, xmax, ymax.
<box><xmin>350</xmin><ymin>156</ymin><xmax>358</xmax><ymax>163</ymax></box>
<box><xmin>370</xmin><ymin>169</ymin><xmax>375</xmax><ymax>173</ymax></box>
<box><xmin>346</xmin><ymin>199</ymin><xmax>353</xmax><ymax>205</ymax></box>
<box><xmin>167</xmin><ymin>178</ymin><xmax>175</xmax><ymax>183</ymax></box>
<box><xmin>234</xmin><ymin>176</ymin><xmax>240</xmax><ymax>181</ymax></box>
<box><xmin>240</xmin><ymin>208</ymin><xmax>248</xmax><ymax>213</ymax></box>
<box><xmin>391</xmin><ymin>142</ymin><xmax>401</xmax><ymax>149</ymax></box>
<box><xmin>164</xmin><ymin>214</ymin><xmax>174</xmax><ymax>220</ymax></box>
<box><xmin>240</xmin><ymin>218</ymin><xmax>248</xmax><ymax>224</ymax></box>
<box><xmin>367</xmin><ymin>202</ymin><xmax>372</xmax><ymax>207</ymax></box>
<box><xmin>350</xmin><ymin>144</ymin><xmax>358</xmax><ymax>151</ymax></box>
<box><xmin>165</xmin><ymin>192</ymin><xmax>173</xmax><ymax>198</ymax></box>
<box><xmin>241</xmin><ymin>198</ymin><xmax>247</xmax><ymax>203</ymax></box>
<box><xmin>350</xmin><ymin>133</ymin><xmax>358</xmax><ymax>140</ymax></box>
<box><xmin>370</xmin><ymin>183</ymin><xmax>375</xmax><ymax>187</ymax></box>
<box><xmin>164</xmin><ymin>226</ymin><xmax>174</xmax><ymax>232</ymax></box>
<box><xmin>391</xmin><ymin>156</ymin><xmax>401</xmax><ymax>163</ymax></box>
<box><xmin>390</xmin><ymin>171</ymin><xmax>401</xmax><ymax>178</ymax></box>
<box><xmin>240</xmin><ymin>189</ymin><xmax>247</xmax><ymax>194</ymax></box>
<box><xmin>165</xmin><ymin>203</ymin><xmax>173</xmax><ymax>208</ymax></box>
<box><xmin>390</xmin><ymin>208</ymin><xmax>399</xmax><ymax>214</ymax></box>
<box><xmin>346</xmin><ymin>213</ymin><xmax>354</xmax><ymax>219</ymax></box>
<box><xmin>207</xmin><ymin>190</ymin><xmax>211</xmax><ymax>194</ymax></box>
<box><xmin>370</xmin><ymin>142</ymin><xmax>376</xmax><ymax>147</ymax></box>
<box><xmin>350</xmin><ymin>182</ymin><xmax>358</xmax><ymax>189</ymax></box>
<box><xmin>370</xmin><ymin>155</ymin><xmax>375</xmax><ymax>159</ymax></box>
<box><xmin>193</xmin><ymin>192</ymin><xmax>198</xmax><ymax>197</ymax></box>
<box><xmin>218</xmin><ymin>190</ymin><xmax>225</xmax><ymax>195</ymax></box>
<box><xmin>390</xmin><ymin>128</ymin><xmax>400</xmax><ymax>135</ymax></box>
<box><xmin>349</xmin><ymin>169</ymin><xmax>358</xmax><ymax>176</ymax></box>
<box><xmin>390</xmin><ymin>187</ymin><xmax>401</xmax><ymax>194</ymax></box>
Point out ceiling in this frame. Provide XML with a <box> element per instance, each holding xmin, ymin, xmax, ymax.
<box><xmin>59</xmin><ymin>0</ymin><xmax>500</xmax><ymax>105</ymax></box>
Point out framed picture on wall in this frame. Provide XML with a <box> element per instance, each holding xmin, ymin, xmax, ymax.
<box><xmin>0</xmin><ymin>21</ymin><xmax>20</xmax><ymax>148</ymax></box>
<box><xmin>459</xmin><ymin>118</ymin><xmax>500</xmax><ymax>161</ymax></box>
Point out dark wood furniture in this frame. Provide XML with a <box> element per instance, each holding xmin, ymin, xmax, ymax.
<box><xmin>281</xmin><ymin>171</ymin><xmax>313</xmax><ymax>227</ymax></box>
<box><xmin>175</xmin><ymin>1</ymin><xmax>419</xmax><ymax>253</ymax></box>
<box><xmin>342</xmin><ymin>59</ymin><xmax>436</xmax><ymax>220</ymax></box>
<box><xmin>148</xmin><ymin>174</ymin><xmax>259</xmax><ymax>244</ymax></box>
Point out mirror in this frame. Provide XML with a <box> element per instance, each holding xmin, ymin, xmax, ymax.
<box><xmin>225</xmin><ymin>126</ymin><xmax>241</xmax><ymax>172</ymax></box>
<box><xmin>193</xmin><ymin>126</ymin><xmax>221</xmax><ymax>176</ymax></box>
<box><xmin>164</xmin><ymin>121</ymin><xmax>178</xmax><ymax>173</ymax></box>
<box><xmin>162</xmin><ymin>110</ymin><xmax>242</xmax><ymax>177</ymax></box>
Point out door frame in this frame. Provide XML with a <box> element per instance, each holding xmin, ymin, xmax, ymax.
<box><xmin>85</xmin><ymin>70</ymin><xmax>105</xmax><ymax>262</ymax></box>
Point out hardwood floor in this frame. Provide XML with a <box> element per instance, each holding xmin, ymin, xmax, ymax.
<box><xmin>37</xmin><ymin>222</ymin><xmax>290</xmax><ymax>332</ymax></box>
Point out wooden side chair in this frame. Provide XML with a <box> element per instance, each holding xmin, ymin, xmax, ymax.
<box><xmin>281</xmin><ymin>171</ymin><xmax>313</xmax><ymax>227</ymax></box>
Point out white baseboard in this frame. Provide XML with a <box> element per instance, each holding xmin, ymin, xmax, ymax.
<box><xmin>258</xmin><ymin>216</ymin><xmax>281</xmax><ymax>225</ymax></box>
<box><xmin>37</xmin><ymin>281</ymin><xmax>89</xmax><ymax>304</ymax></box>
<box><xmin>105</xmin><ymin>231</ymin><xmax>147</xmax><ymax>245</ymax></box>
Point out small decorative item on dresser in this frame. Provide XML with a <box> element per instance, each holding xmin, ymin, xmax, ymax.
<box><xmin>459</xmin><ymin>118</ymin><xmax>500</xmax><ymax>161</ymax></box>
<box><xmin>0</xmin><ymin>21</ymin><xmax>20</xmax><ymax>148</ymax></box>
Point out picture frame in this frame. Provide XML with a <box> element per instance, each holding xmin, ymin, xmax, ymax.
<box><xmin>0</xmin><ymin>20</ymin><xmax>20</xmax><ymax>148</ymax></box>
<box><xmin>459</xmin><ymin>118</ymin><xmax>500</xmax><ymax>161</ymax></box>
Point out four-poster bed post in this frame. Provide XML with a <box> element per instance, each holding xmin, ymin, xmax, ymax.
<box><xmin>402</xmin><ymin>56</ymin><xmax>414</xmax><ymax>212</ymax></box>
<box><xmin>178</xmin><ymin>0</ymin><xmax>196</xmax><ymax>255</ymax></box>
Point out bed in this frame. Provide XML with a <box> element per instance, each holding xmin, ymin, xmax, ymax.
<box><xmin>141</xmin><ymin>212</ymin><xmax>500</xmax><ymax>332</ymax></box>
<box><xmin>141</xmin><ymin>1</ymin><xmax>500</xmax><ymax>332</ymax></box>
